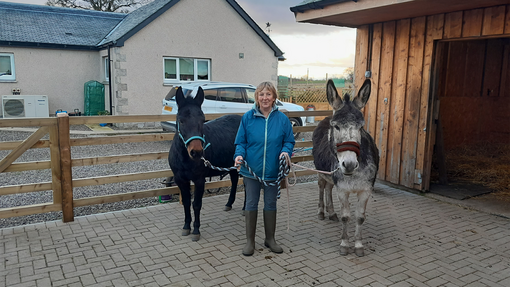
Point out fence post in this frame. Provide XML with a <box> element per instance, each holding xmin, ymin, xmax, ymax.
<box><xmin>49</xmin><ymin>124</ymin><xmax>62</xmax><ymax>211</ymax></box>
<box><xmin>57</xmin><ymin>113</ymin><xmax>74</xmax><ymax>222</ymax></box>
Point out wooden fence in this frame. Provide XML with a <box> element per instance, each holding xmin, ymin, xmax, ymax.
<box><xmin>0</xmin><ymin>110</ymin><xmax>332</xmax><ymax>223</ymax></box>
<box><xmin>280</xmin><ymin>86</ymin><xmax>355</xmax><ymax>121</ymax></box>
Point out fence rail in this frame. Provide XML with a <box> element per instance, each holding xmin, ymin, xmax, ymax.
<box><xmin>0</xmin><ymin>111</ymin><xmax>330</xmax><ymax>222</ymax></box>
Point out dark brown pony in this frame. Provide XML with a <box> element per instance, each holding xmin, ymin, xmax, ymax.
<box><xmin>169</xmin><ymin>87</ymin><xmax>242</xmax><ymax>241</ymax></box>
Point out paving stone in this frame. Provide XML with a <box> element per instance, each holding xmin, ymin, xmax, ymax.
<box><xmin>1</xmin><ymin>182</ymin><xmax>509</xmax><ymax>286</ymax></box>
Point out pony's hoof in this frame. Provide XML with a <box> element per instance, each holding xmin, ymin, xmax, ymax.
<box><xmin>191</xmin><ymin>233</ymin><xmax>201</xmax><ymax>241</ymax></box>
<box><xmin>339</xmin><ymin>246</ymin><xmax>349</xmax><ymax>256</ymax></box>
<box><xmin>354</xmin><ymin>247</ymin><xmax>364</xmax><ymax>257</ymax></box>
<box><xmin>224</xmin><ymin>206</ymin><xmax>232</xmax><ymax>211</ymax></box>
<box><xmin>318</xmin><ymin>212</ymin><xmax>325</xmax><ymax>220</ymax></box>
<box><xmin>182</xmin><ymin>229</ymin><xmax>191</xmax><ymax>236</ymax></box>
<box><xmin>329</xmin><ymin>214</ymin><xmax>339</xmax><ymax>222</ymax></box>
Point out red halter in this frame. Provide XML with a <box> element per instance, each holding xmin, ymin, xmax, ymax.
<box><xmin>336</xmin><ymin>141</ymin><xmax>361</xmax><ymax>157</ymax></box>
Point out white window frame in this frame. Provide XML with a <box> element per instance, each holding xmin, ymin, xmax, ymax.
<box><xmin>195</xmin><ymin>59</ymin><xmax>211</xmax><ymax>81</ymax></box>
<box><xmin>0</xmin><ymin>53</ymin><xmax>15</xmax><ymax>82</ymax></box>
<box><xmin>103</xmin><ymin>57</ymin><xmax>109</xmax><ymax>81</ymax></box>
<box><xmin>163</xmin><ymin>57</ymin><xmax>210</xmax><ymax>83</ymax></box>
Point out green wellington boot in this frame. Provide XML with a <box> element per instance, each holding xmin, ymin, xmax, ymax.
<box><xmin>242</xmin><ymin>210</ymin><xmax>258</xmax><ymax>256</ymax></box>
<box><xmin>263</xmin><ymin>210</ymin><xmax>283</xmax><ymax>253</ymax></box>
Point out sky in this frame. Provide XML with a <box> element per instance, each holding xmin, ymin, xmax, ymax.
<box><xmin>5</xmin><ymin>0</ymin><xmax>357</xmax><ymax>80</ymax></box>
<box><xmin>236</xmin><ymin>0</ymin><xmax>356</xmax><ymax>80</ymax></box>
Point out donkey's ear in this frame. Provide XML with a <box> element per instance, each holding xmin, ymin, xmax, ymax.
<box><xmin>175</xmin><ymin>87</ymin><xmax>185</xmax><ymax>107</ymax></box>
<box><xmin>353</xmin><ymin>79</ymin><xmax>371</xmax><ymax>110</ymax></box>
<box><xmin>195</xmin><ymin>87</ymin><xmax>205</xmax><ymax>107</ymax></box>
<box><xmin>326</xmin><ymin>79</ymin><xmax>343</xmax><ymax>110</ymax></box>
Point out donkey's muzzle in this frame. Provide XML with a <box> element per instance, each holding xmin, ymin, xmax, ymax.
<box><xmin>342</xmin><ymin>161</ymin><xmax>359</xmax><ymax>175</ymax></box>
<box><xmin>187</xmin><ymin>140</ymin><xmax>204</xmax><ymax>160</ymax></box>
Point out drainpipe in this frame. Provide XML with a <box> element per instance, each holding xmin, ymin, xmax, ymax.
<box><xmin>107</xmin><ymin>45</ymin><xmax>113</xmax><ymax>115</ymax></box>
<box><xmin>366</xmin><ymin>24</ymin><xmax>373</xmax><ymax>79</ymax></box>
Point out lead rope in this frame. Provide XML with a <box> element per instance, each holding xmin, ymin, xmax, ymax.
<box><xmin>202</xmin><ymin>154</ymin><xmax>297</xmax><ymax>231</ymax></box>
<box><xmin>281</xmin><ymin>153</ymin><xmax>296</xmax><ymax>232</ymax></box>
<box><xmin>202</xmin><ymin>156</ymin><xmax>345</xmax><ymax>233</ymax></box>
<box><xmin>290</xmin><ymin>162</ymin><xmax>341</xmax><ymax>175</ymax></box>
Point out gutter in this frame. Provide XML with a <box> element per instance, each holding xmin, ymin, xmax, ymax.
<box><xmin>0</xmin><ymin>41</ymin><xmax>99</xmax><ymax>51</ymax></box>
<box><xmin>290</xmin><ymin>0</ymin><xmax>357</xmax><ymax>14</ymax></box>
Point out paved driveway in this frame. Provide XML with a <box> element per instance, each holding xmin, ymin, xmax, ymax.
<box><xmin>1</xmin><ymin>182</ymin><xmax>509</xmax><ymax>286</ymax></box>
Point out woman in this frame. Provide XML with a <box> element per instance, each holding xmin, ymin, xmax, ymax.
<box><xmin>234</xmin><ymin>81</ymin><xmax>295</xmax><ymax>256</ymax></box>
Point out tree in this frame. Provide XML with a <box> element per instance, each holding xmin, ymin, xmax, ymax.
<box><xmin>46</xmin><ymin>0</ymin><xmax>150</xmax><ymax>13</ymax></box>
<box><xmin>343</xmin><ymin>67</ymin><xmax>354</xmax><ymax>83</ymax></box>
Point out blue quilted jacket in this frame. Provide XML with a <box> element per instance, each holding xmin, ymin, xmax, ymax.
<box><xmin>234</xmin><ymin>105</ymin><xmax>295</xmax><ymax>181</ymax></box>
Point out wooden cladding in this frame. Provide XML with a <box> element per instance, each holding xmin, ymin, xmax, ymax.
<box><xmin>438</xmin><ymin>38</ymin><xmax>510</xmax><ymax>150</ymax></box>
<box><xmin>356</xmin><ymin>5</ymin><xmax>510</xmax><ymax>191</ymax></box>
<box><xmin>439</xmin><ymin>39</ymin><xmax>510</xmax><ymax>99</ymax></box>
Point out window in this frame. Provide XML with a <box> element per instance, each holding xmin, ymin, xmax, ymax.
<box><xmin>197</xmin><ymin>60</ymin><xmax>209</xmax><ymax>80</ymax></box>
<box><xmin>164</xmin><ymin>58</ymin><xmax>177</xmax><ymax>80</ymax></box>
<box><xmin>246</xmin><ymin>88</ymin><xmax>256</xmax><ymax>103</ymax></box>
<box><xmin>203</xmin><ymin>89</ymin><xmax>218</xmax><ymax>101</ymax></box>
<box><xmin>0</xmin><ymin>53</ymin><xmax>15</xmax><ymax>81</ymax></box>
<box><xmin>180</xmin><ymin>58</ymin><xmax>194</xmax><ymax>81</ymax></box>
<box><xmin>103</xmin><ymin>57</ymin><xmax>109</xmax><ymax>81</ymax></box>
<box><xmin>164</xmin><ymin>57</ymin><xmax>210</xmax><ymax>82</ymax></box>
<box><xmin>219</xmin><ymin>88</ymin><xmax>244</xmax><ymax>103</ymax></box>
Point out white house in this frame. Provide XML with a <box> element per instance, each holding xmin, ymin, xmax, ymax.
<box><xmin>0</xmin><ymin>0</ymin><xmax>284</xmax><ymax>122</ymax></box>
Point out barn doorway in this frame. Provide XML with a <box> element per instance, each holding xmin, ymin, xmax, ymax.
<box><xmin>429</xmin><ymin>38</ymin><xmax>510</xmax><ymax>201</ymax></box>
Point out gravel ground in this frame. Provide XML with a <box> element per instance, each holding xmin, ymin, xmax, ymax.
<box><xmin>0</xmin><ymin>125</ymin><xmax>318</xmax><ymax>228</ymax></box>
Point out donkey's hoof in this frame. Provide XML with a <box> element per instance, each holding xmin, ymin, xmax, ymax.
<box><xmin>182</xmin><ymin>229</ymin><xmax>191</xmax><ymax>236</ymax></box>
<box><xmin>339</xmin><ymin>246</ymin><xmax>349</xmax><ymax>256</ymax></box>
<box><xmin>318</xmin><ymin>212</ymin><xmax>325</xmax><ymax>220</ymax></box>
<box><xmin>191</xmin><ymin>234</ymin><xmax>200</xmax><ymax>241</ymax></box>
<box><xmin>224</xmin><ymin>205</ymin><xmax>232</xmax><ymax>211</ymax></box>
<box><xmin>354</xmin><ymin>247</ymin><xmax>365</xmax><ymax>257</ymax></box>
<box><xmin>329</xmin><ymin>214</ymin><xmax>339</xmax><ymax>222</ymax></box>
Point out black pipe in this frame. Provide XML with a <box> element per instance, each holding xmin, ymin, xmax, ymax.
<box><xmin>367</xmin><ymin>24</ymin><xmax>373</xmax><ymax>77</ymax></box>
<box><xmin>107</xmin><ymin>45</ymin><xmax>113</xmax><ymax>115</ymax></box>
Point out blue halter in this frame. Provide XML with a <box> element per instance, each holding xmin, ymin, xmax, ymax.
<box><xmin>177</xmin><ymin>122</ymin><xmax>211</xmax><ymax>150</ymax></box>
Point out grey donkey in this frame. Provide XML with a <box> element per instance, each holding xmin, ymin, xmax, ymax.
<box><xmin>312</xmin><ymin>79</ymin><xmax>379</xmax><ymax>256</ymax></box>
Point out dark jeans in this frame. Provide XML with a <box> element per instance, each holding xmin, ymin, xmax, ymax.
<box><xmin>244</xmin><ymin>177</ymin><xmax>278</xmax><ymax>211</ymax></box>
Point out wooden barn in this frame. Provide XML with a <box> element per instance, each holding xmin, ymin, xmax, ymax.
<box><xmin>292</xmin><ymin>0</ymin><xmax>510</xmax><ymax>192</ymax></box>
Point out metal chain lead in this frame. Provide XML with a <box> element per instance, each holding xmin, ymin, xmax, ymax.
<box><xmin>201</xmin><ymin>157</ymin><xmax>238</xmax><ymax>172</ymax></box>
<box><xmin>201</xmin><ymin>156</ymin><xmax>290</xmax><ymax>199</ymax></box>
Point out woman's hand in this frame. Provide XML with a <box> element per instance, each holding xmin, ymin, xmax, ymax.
<box><xmin>279</xmin><ymin>152</ymin><xmax>289</xmax><ymax>159</ymax></box>
<box><xmin>234</xmin><ymin>156</ymin><xmax>243</xmax><ymax>170</ymax></box>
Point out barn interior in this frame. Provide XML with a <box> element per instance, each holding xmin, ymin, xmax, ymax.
<box><xmin>430</xmin><ymin>37</ymin><xmax>510</xmax><ymax>201</ymax></box>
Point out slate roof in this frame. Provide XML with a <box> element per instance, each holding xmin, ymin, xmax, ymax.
<box><xmin>0</xmin><ymin>0</ymin><xmax>283</xmax><ymax>57</ymax></box>
<box><xmin>98</xmin><ymin>0</ymin><xmax>178</xmax><ymax>47</ymax></box>
<box><xmin>0</xmin><ymin>1</ymin><xmax>124</xmax><ymax>49</ymax></box>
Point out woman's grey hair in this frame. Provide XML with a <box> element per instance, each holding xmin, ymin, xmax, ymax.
<box><xmin>254</xmin><ymin>81</ymin><xmax>278</xmax><ymax>107</ymax></box>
